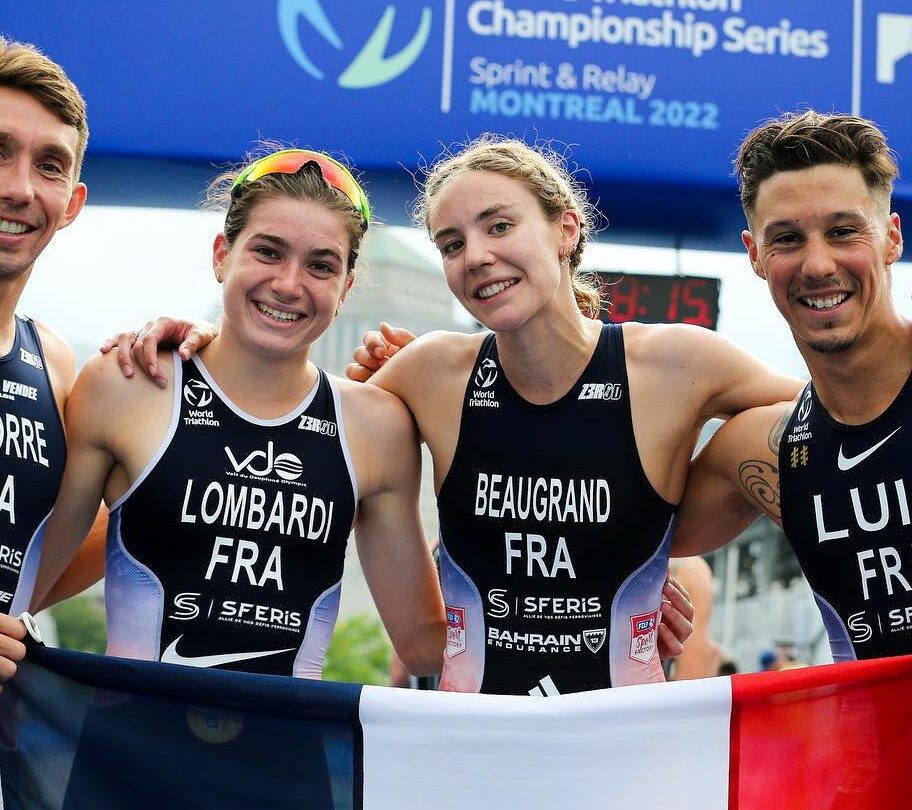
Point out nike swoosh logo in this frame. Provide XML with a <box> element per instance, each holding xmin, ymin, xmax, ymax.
<box><xmin>161</xmin><ymin>635</ymin><xmax>295</xmax><ymax>669</ymax></box>
<box><xmin>837</xmin><ymin>427</ymin><xmax>901</xmax><ymax>471</ymax></box>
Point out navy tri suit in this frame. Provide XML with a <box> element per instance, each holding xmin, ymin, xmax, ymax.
<box><xmin>780</xmin><ymin>378</ymin><xmax>912</xmax><ymax>661</ymax></box>
<box><xmin>21</xmin><ymin>353</ymin><xmax>357</xmax><ymax>677</ymax></box>
<box><xmin>0</xmin><ymin>316</ymin><xmax>65</xmax><ymax>613</ymax></box>
<box><xmin>9</xmin><ymin>354</ymin><xmax>355</xmax><ymax>807</ymax></box>
<box><xmin>437</xmin><ymin>325</ymin><xmax>675</xmax><ymax>695</ymax></box>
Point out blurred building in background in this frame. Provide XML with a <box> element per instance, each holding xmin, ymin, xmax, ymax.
<box><xmin>708</xmin><ymin>519</ymin><xmax>830</xmax><ymax>672</ymax></box>
<box><xmin>308</xmin><ymin>227</ymin><xmax>469</xmax><ymax>375</ymax></box>
<box><xmin>309</xmin><ymin>227</ymin><xmax>478</xmax><ymax>620</ymax></box>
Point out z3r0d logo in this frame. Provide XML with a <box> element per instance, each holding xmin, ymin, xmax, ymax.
<box><xmin>278</xmin><ymin>0</ymin><xmax>431</xmax><ymax>88</ymax></box>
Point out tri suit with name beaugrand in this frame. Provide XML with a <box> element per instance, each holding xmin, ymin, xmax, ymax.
<box><xmin>437</xmin><ymin>324</ymin><xmax>675</xmax><ymax>696</ymax></box>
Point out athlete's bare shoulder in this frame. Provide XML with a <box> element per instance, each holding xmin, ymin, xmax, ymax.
<box><xmin>621</xmin><ymin>321</ymin><xmax>746</xmax><ymax>368</ymax></box>
<box><xmin>620</xmin><ymin>321</ymin><xmax>728</xmax><ymax>384</ymax></box>
<box><xmin>387</xmin><ymin>329</ymin><xmax>484</xmax><ymax>372</ymax></box>
<box><xmin>332</xmin><ymin>372</ymin><xmax>420</xmax><ymax>497</ymax></box>
<box><xmin>674</xmin><ymin>399</ymin><xmax>796</xmax><ymax>553</ymax></box>
<box><xmin>712</xmin><ymin>400</ymin><xmax>795</xmax><ymax>461</ymax></box>
<box><xmin>31</xmin><ymin>317</ymin><xmax>77</xmax><ymax>408</ymax></box>
<box><xmin>370</xmin><ymin>329</ymin><xmax>485</xmax><ymax>402</ymax></box>
<box><xmin>334</xmin><ymin>371</ymin><xmax>412</xmax><ymax>425</ymax></box>
<box><xmin>765</xmin><ymin>397</ymin><xmax>799</xmax><ymax>455</ymax></box>
<box><xmin>75</xmin><ymin>348</ymin><xmax>175</xmax><ymax>409</ymax></box>
<box><xmin>706</xmin><ymin>399</ymin><xmax>796</xmax><ymax>524</ymax></box>
<box><xmin>622</xmin><ymin>322</ymin><xmax>801</xmax><ymax>420</ymax></box>
<box><xmin>61</xmin><ymin>349</ymin><xmax>175</xmax><ymax>471</ymax></box>
<box><xmin>30</xmin><ymin>317</ymin><xmax>74</xmax><ymax>365</ymax></box>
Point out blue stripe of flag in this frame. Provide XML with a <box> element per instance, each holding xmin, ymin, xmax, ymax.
<box><xmin>0</xmin><ymin>645</ymin><xmax>365</xmax><ymax>809</ymax></box>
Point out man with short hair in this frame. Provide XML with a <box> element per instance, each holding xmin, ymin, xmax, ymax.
<box><xmin>0</xmin><ymin>37</ymin><xmax>104</xmax><ymax>680</ymax></box>
<box><xmin>673</xmin><ymin>111</ymin><xmax>907</xmax><ymax>663</ymax></box>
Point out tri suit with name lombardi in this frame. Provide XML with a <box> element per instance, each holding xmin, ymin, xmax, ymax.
<box><xmin>29</xmin><ymin>354</ymin><xmax>357</xmax><ymax>676</ymax></box>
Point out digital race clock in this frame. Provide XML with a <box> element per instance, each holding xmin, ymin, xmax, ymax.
<box><xmin>595</xmin><ymin>273</ymin><xmax>720</xmax><ymax>330</ymax></box>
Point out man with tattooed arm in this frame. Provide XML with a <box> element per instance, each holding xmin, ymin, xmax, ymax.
<box><xmin>673</xmin><ymin>111</ymin><xmax>908</xmax><ymax>663</ymax></box>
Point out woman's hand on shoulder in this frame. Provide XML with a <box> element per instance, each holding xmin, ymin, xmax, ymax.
<box><xmin>346</xmin><ymin>322</ymin><xmax>417</xmax><ymax>382</ymax></box>
<box><xmin>355</xmin><ymin>329</ymin><xmax>480</xmax><ymax>399</ymax></box>
<box><xmin>346</xmin><ymin>325</ymin><xmax>483</xmax><ymax>385</ymax></box>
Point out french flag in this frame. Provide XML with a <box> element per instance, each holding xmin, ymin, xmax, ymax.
<box><xmin>2</xmin><ymin>646</ymin><xmax>911</xmax><ymax>808</ymax></box>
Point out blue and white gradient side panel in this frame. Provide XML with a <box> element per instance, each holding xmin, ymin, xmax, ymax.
<box><xmin>437</xmin><ymin>539</ymin><xmax>485</xmax><ymax>693</ymax></box>
<box><xmin>104</xmin><ymin>509</ymin><xmax>165</xmax><ymax>661</ymax></box>
<box><xmin>609</xmin><ymin>517</ymin><xmax>674</xmax><ymax>686</ymax></box>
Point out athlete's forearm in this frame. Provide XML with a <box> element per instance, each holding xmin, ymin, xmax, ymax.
<box><xmin>35</xmin><ymin>506</ymin><xmax>107</xmax><ymax>610</ymax></box>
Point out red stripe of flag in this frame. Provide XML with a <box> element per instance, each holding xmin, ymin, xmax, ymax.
<box><xmin>730</xmin><ymin>655</ymin><xmax>912</xmax><ymax>809</ymax></box>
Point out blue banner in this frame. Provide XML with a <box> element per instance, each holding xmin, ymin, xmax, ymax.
<box><xmin>2</xmin><ymin>1</ymin><xmax>909</xmax><ymax>203</ymax></box>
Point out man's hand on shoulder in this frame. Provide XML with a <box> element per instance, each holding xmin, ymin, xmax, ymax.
<box><xmin>100</xmin><ymin>317</ymin><xmax>218</xmax><ymax>388</ymax></box>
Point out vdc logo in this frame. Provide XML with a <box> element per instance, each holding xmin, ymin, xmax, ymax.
<box><xmin>278</xmin><ymin>0</ymin><xmax>432</xmax><ymax>88</ymax></box>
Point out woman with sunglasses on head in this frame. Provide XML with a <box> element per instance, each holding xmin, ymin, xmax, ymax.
<box><xmin>115</xmin><ymin>137</ymin><xmax>796</xmax><ymax>697</ymax></box>
<box><xmin>7</xmin><ymin>147</ymin><xmax>445</xmax><ymax>681</ymax></box>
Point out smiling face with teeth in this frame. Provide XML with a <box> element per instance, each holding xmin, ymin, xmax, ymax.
<box><xmin>429</xmin><ymin>170</ymin><xmax>579</xmax><ymax>332</ymax></box>
<box><xmin>0</xmin><ymin>87</ymin><xmax>86</xmax><ymax>283</ymax></box>
<box><xmin>743</xmin><ymin>164</ymin><xmax>903</xmax><ymax>357</ymax></box>
<box><xmin>213</xmin><ymin>195</ymin><xmax>353</xmax><ymax>359</ymax></box>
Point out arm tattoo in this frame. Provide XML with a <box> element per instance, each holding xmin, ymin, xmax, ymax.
<box><xmin>767</xmin><ymin>407</ymin><xmax>791</xmax><ymax>456</ymax></box>
<box><xmin>738</xmin><ymin>459</ymin><xmax>781</xmax><ymax>521</ymax></box>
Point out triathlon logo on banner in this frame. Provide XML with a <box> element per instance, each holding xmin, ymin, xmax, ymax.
<box><xmin>278</xmin><ymin>0</ymin><xmax>432</xmax><ymax>87</ymax></box>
